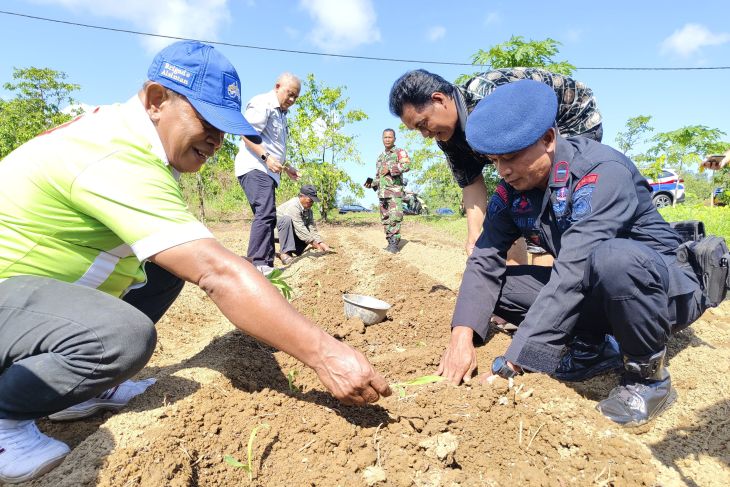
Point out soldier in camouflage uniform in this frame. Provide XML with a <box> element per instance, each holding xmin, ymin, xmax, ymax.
<box><xmin>367</xmin><ymin>129</ymin><xmax>411</xmax><ymax>253</ymax></box>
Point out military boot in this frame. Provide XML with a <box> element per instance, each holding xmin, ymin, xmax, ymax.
<box><xmin>596</xmin><ymin>348</ymin><xmax>675</xmax><ymax>426</ymax></box>
<box><xmin>386</xmin><ymin>236</ymin><xmax>399</xmax><ymax>253</ymax></box>
<box><xmin>553</xmin><ymin>334</ymin><xmax>623</xmax><ymax>382</ymax></box>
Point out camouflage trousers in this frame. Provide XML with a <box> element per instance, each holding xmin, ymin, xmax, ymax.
<box><xmin>379</xmin><ymin>197</ymin><xmax>403</xmax><ymax>240</ymax></box>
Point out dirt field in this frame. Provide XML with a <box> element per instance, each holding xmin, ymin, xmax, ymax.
<box><xmin>24</xmin><ymin>220</ymin><xmax>730</xmax><ymax>486</ymax></box>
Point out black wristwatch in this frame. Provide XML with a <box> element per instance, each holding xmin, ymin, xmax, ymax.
<box><xmin>260</xmin><ymin>151</ymin><xmax>270</xmax><ymax>162</ymax></box>
<box><xmin>491</xmin><ymin>356</ymin><xmax>522</xmax><ymax>379</ymax></box>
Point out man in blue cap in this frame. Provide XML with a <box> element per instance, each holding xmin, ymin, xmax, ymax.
<box><xmin>436</xmin><ymin>79</ymin><xmax>707</xmax><ymax>426</ymax></box>
<box><xmin>0</xmin><ymin>40</ymin><xmax>390</xmax><ymax>483</ymax></box>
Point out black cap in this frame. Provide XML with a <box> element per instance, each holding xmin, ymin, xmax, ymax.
<box><xmin>300</xmin><ymin>184</ymin><xmax>320</xmax><ymax>202</ymax></box>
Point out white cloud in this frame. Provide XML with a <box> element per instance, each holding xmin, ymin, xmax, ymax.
<box><xmin>427</xmin><ymin>26</ymin><xmax>446</xmax><ymax>42</ymax></box>
<box><xmin>299</xmin><ymin>0</ymin><xmax>380</xmax><ymax>52</ymax></box>
<box><xmin>29</xmin><ymin>0</ymin><xmax>231</xmax><ymax>52</ymax></box>
<box><xmin>661</xmin><ymin>23</ymin><xmax>730</xmax><ymax>57</ymax></box>
<box><xmin>484</xmin><ymin>12</ymin><xmax>500</xmax><ymax>25</ymax></box>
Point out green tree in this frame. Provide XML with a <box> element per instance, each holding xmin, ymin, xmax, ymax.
<box><xmin>455</xmin><ymin>36</ymin><xmax>575</xmax><ymax>84</ymax></box>
<box><xmin>645</xmin><ymin>125</ymin><xmax>726</xmax><ymax>206</ymax></box>
<box><xmin>179</xmin><ymin>134</ymin><xmax>245</xmax><ymax>222</ymax></box>
<box><xmin>615</xmin><ymin>115</ymin><xmax>654</xmax><ymax>156</ymax></box>
<box><xmin>0</xmin><ymin>67</ymin><xmax>80</xmax><ymax>158</ymax></box>
<box><xmin>283</xmin><ymin>74</ymin><xmax>367</xmax><ymax>220</ymax></box>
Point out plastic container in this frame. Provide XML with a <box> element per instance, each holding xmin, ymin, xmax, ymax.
<box><xmin>342</xmin><ymin>294</ymin><xmax>391</xmax><ymax>325</ymax></box>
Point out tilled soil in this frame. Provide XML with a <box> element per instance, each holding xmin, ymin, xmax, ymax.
<box><xmin>24</xmin><ymin>220</ymin><xmax>730</xmax><ymax>487</ymax></box>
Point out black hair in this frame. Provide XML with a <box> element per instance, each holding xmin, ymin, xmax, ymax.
<box><xmin>382</xmin><ymin>128</ymin><xmax>396</xmax><ymax>135</ymax></box>
<box><xmin>388</xmin><ymin>69</ymin><xmax>455</xmax><ymax>117</ymax></box>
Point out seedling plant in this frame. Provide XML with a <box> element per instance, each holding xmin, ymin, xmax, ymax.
<box><xmin>391</xmin><ymin>375</ymin><xmax>445</xmax><ymax>398</ymax></box>
<box><xmin>266</xmin><ymin>269</ymin><xmax>293</xmax><ymax>300</ymax></box>
<box><xmin>224</xmin><ymin>423</ymin><xmax>270</xmax><ymax>481</ymax></box>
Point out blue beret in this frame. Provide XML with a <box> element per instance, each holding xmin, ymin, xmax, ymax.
<box><xmin>465</xmin><ymin>79</ymin><xmax>558</xmax><ymax>155</ymax></box>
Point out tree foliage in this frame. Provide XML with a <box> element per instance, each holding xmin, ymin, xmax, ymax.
<box><xmin>615</xmin><ymin>115</ymin><xmax>653</xmax><ymax>156</ymax></box>
<box><xmin>282</xmin><ymin>74</ymin><xmax>367</xmax><ymax>220</ymax></box>
<box><xmin>0</xmin><ymin>67</ymin><xmax>80</xmax><ymax>158</ymax></box>
<box><xmin>455</xmin><ymin>36</ymin><xmax>575</xmax><ymax>84</ymax></box>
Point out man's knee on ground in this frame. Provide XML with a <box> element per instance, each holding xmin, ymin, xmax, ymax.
<box><xmin>587</xmin><ymin>240</ymin><xmax>664</xmax><ymax>296</ymax></box>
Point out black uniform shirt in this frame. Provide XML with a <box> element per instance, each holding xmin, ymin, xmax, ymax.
<box><xmin>451</xmin><ymin>136</ymin><xmax>686</xmax><ymax>372</ymax></box>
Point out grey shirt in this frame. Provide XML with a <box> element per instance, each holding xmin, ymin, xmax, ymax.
<box><xmin>276</xmin><ymin>197</ymin><xmax>322</xmax><ymax>244</ymax></box>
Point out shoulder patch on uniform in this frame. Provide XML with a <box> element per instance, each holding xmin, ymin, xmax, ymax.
<box><xmin>553</xmin><ymin>161</ymin><xmax>569</xmax><ymax>183</ymax></box>
<box><xmin>572</xmin><ymin>175</ymin><xmax>599</xmax><ymax>221</ymax></box>
<box><xmin>576</xmin><ymin>173</ymin><xmax>599</xmax><ymax>190</ymax></box>
<box><xmin>488</xmin><ymin>186</ymin><xmax>509</xmax><ymax>220</ymax></box>
<box><xmin>495</xmin><ymin>183</ymin><xmax>509</xmax><ymax>203</ymax></box>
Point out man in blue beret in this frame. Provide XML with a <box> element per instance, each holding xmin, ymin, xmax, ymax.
<box><xmin>437</xmin><ymin>79</ymin><xmax>707</xmax><ymax>426</ymax></box>
<box><xmin>389</xmin><ymin>68</ymin><xmax>602</xmax><ymax>263</ymax></box>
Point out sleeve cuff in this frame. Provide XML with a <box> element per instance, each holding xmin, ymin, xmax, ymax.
<box><xmin>131</xmin><ymin>221</ymin><xmax>214</xmax><ymax>260</ymax></box>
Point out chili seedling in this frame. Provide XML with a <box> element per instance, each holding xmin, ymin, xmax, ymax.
<box><xmin>391</xmin><ymin>375</ymin><xmax>445</xmax><ymax>398</ymax></box>
<box><xmin>287</xmin><ymin>369</ymin><xmax>301</xmax><ymax>393</ymax></box>
<box><xmin>224</xmin><ymin>423</ymin><xmax>270</xmax><ymax>481</ymax></box>
<box><xmin>266</xmin><ymin>269</ymin><xmax>293</xmax><ymax>300</ymax></box>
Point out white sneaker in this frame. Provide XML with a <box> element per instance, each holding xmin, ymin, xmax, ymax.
<box><xmin>0</xmin><ymin>419</ymin><xmax>70</xmax><ymax>483</ymax></box>
<box><xmin>256</xmin><ymin>264</ymin><xmax>275</xmax><ymax>277</ymax></box>
<box><xmin>48</xmin><ymin>378</ymin><xmax>156</xmax><ymax>421</ymax></box>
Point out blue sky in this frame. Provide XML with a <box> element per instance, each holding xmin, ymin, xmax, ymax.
<box><xmin>1</xmin><ymin>0</ymin><xmax>729</xmax><ymax>208</ymax></box>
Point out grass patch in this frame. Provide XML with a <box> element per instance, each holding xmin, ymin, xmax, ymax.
<box><xmin>659</xmin><ymin>204</ymin><xmax>730</xmax><ymax>241</ymax></box>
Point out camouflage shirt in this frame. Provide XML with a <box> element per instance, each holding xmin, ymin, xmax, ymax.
<box><xmin>375</xmin><ymin>146</ymin><xmax>411</xmax><ymax>198</ymax></box>
<box><xmin>438</xmin><ymin>67</ymin><xmax>603</xmax><ymax>188</ymax></box>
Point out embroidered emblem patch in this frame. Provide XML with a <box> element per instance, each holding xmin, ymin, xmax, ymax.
<box><xmin>159</xmin><ymin>62</ymin><xmax>195</xmax><ymax>88</ymax></box>
<box><xmin>512</xmin><ymin>194</ymin><xmax>532</xmax><ymax>215</ymax></box>
<box><xmin>572</xmin><ymin>186</ymin><xmax>595</xmax><ymax>220</ymax></box>
<box><xmin>553</xmin><ymin>161</ymin><xmax>569</xmax><ymax>183</ymax></box>
<box><xmin>488</xmin><ymin>193</ymin><xmax>507</xmax><ymax>220</ymax></box>
<box><xmin>552</xmin><ymin>187</ymin><xmax>569</xmax><ymax>217</ymax></box>
<box><xmin>576</xmin><ymin>173</ymin><xmax>599</xmax><ymax>190</ymax></box>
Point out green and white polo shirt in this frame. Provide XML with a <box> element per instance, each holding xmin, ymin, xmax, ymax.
<box><xmin>0</xmin><ymin>96</ymin><xmax>213</xmax><ymax>297</ymax></box>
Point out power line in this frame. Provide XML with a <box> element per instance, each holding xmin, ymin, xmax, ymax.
<box><xmin>2</xmin><ymin>9</ymin><xmax>729</xmax><ymax>71</ymax></box>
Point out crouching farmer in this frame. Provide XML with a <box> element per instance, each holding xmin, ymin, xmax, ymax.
<box><xmin>276</xmin><ymin>184</ymin><xmax>331</xmax><ymax>265</ymax></box>
<box><xmin>0</xmin><ymin>41</ymin><xmax>389</xmax><ymax>484</ymax></box>
<box><xmin>437</xmin><ymin>80</ymin><xmax>707</xmax><ymax>427</ymax></box>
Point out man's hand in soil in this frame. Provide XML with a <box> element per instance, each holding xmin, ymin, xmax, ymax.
<box><xmin>312</xmin><ymin>338</ymin><xmax>392</xmax><ymax>405</ymax></box>
<box><xmin>151</xmin><ymin>238</ymin><xmax>390</xmax><ymax>406</ymax></box>
<box><xmin>317</xmin><ymin>242</ymin><xmax>331</xmax><ymax>252</ymax></box>
<box><xmin>436</xmin><ymin>326</ymin><xmax>477</xmax><ymax>385</ymax></box>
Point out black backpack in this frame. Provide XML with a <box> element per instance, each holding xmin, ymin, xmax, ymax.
<box><xmin>672</xmin><ymin>220</ymin><xmax>730</xmax><ymax>307</ymax></box>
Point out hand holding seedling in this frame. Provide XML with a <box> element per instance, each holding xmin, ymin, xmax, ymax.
<box><xmin>311</xmin><ymin>338</ymin><xmax>392</xmax><ymax>405</ymax></box>
<box><xmin>436</xmin><ymin>326</ymin><xmax>478</xmax><ymax>385</ymax></box>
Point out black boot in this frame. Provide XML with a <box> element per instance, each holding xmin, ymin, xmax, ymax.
<box><xmin>553</xmin><ymin>334</ymin><xmax>622</xmax><ymax>382</ymax></box>
<box><xmin>386</xmin><ymin>236</ymin><xmax>399</xmax><ymax>253</ymax></box>
<box><xmin>596</xmin><ymin>348</ymin><xmax>675</xmax><ymax>426</ymax></box>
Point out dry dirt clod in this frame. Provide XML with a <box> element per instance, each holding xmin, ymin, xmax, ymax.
<box><xmin>362</xmin><ymin>465</ymin><xmax>387</xmax><ymax>485</ymax></box>
<box><xmin>418</xmin><ymin>432</ymin><xmax>459</xmax><ymax>465</ymax></box>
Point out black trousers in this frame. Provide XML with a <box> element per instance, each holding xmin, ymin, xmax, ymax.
<box><xmin>493</xmin><ymin>239</ymin><xmax>706</xmax><ymax>358</ymax></box>
<box><xmin>239</xmin><ymin>171</ymin><xmax>277</xmax><ymax>267</ymax></box>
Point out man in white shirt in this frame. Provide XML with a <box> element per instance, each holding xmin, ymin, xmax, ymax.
<box><xmin>235</xmin><ymin>73</ymin><xmax>301</xmax><ymax>275</ymax></box>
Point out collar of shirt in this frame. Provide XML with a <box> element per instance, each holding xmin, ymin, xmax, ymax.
<box><xmin>266</xmin><ymin>89</ymin><xmax>287</xmax><ymax>115</ymax></box>
<box><xmin>123</xmin><ymin>96</ymin><xmax>170</xmax><ymax>167</ymax></box>
<box><xmin>453</xmin><ymin>88</ymin><xmax>468</xmax><ymax>133</ymax></box>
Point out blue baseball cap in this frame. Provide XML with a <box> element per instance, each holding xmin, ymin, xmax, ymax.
<box><xmin>466</xmin><ymin>79</ymin><xmax>558</xmax><ymax>155</ymax></box>
<box><xmin>148</xmin><ymin>41</ymin><xmax>260</xmax><ymax>141</ymax></box>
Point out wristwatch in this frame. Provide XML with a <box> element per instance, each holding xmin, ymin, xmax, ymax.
<box><xmin>260</xmin><ymin>151</ymin><xmax>270</xmax><ymax>162</ymax></box>
<box><xmin>491</xmin><ymin>356</ymin><xmax>522</xmax><ymax>379</ymax></box>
